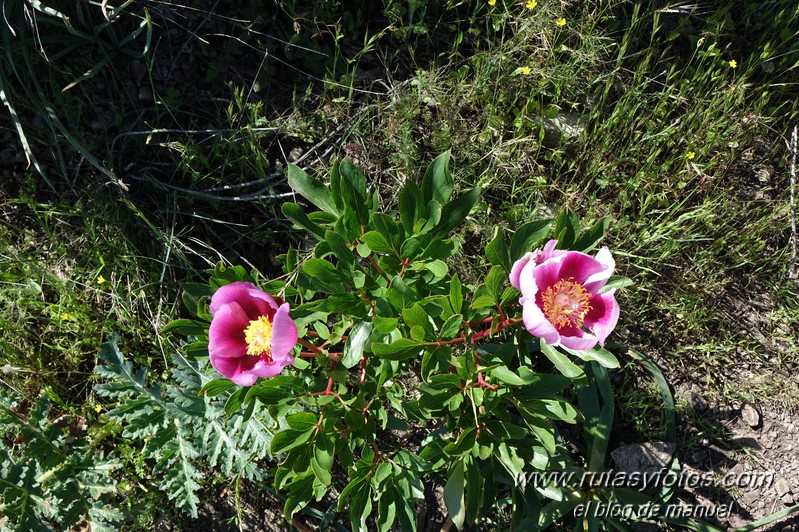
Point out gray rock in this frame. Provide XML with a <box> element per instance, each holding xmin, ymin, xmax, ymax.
<box><xmin>741</xmin><ymin>403</ymin><xmax>761</xmax><ymax>428</ymax></box>
<box><xmin>611</xmin><ymin>442</ymin><xmax>676</xmax><ymax>474</ymax></box>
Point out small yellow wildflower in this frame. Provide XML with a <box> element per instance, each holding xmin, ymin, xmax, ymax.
<box><xmin>686</xmin><ymin>151</ymin><xmax>696</xmax><ymax>160</ymax></box>
<box><xmin>488</xmin><ymin>0</ymin><xmax>496</xmax><ymax>5</ymax></box>
<box><xmin>60</xmin><ymin>313</ymin><xmax>71</xmax><ymax>320</ymax></box>
<box><xmin>728</xmin><ymin>59</ymin><xmax>737</xmax><ymax>69</ymax></box>
<box><xmin>526</xmin><ymin>0</ymin><xmax>537</xmax><ymax>9</ymax></box>
<box><xmin>95</xmin><ymin>404</ymin><xmax>103</xmax><ymax>413</ymax></box>
<box><xmin>521</xmin><ymin>66</ymin><xmax>532</xmax><ymax>75</ymax></box>
<box><xmin>556</xmin><ymin>17</ymin><xmax>567</xmax><ymax>26</ymax></box>
<box><xmin>97</xmin><ymin>275</ymin><xmax>107</xmax><ymax>285</ymax></box>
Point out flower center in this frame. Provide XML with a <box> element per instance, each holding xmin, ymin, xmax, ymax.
<box><xmin>243</xmin><ymin>316</ymin><xmax>273</xmax><ymax>357</ymax></box>
<box><xmin>541</xmin><ymin>279</ymin><xmax>592</xmax><ymax>329</ymax></box>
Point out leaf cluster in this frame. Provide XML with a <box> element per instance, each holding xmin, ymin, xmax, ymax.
<box><xmin>0</xmin><ymin>388</ymin><xmax>122</xmax><ymax>531</ymax></box>
<box><xmin>93</xmin><ymin>332</ymin><xmax>278</xmax><ymax>519</ymax></box>
<box><xmin>213</xmin><ymin>153</ymin><xmax>628</xmax><ymax>529</ymax></box>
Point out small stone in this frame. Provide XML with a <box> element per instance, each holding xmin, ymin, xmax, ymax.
<box><xmin>741</xmin><ymin>403</ymin><xmax>761</xmax><ymax>428</ymax></box>
<box><xmin>774</xmin><ymin>478</ymin><xmax>791</xmax><ymax>497</ymax></box>
<box><xmin>743</xmin><ymin>490</ymin><xmax>761</xmax><ymax>504</ymax></box>
<box><xmin>611</xmin><ymin>442</ymin><xmax>676</xmax><ymax>474</ymax></box>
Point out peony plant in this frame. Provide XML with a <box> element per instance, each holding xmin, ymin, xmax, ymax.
<box><xmin>168</xmin><ymin>152</ymin><xmax>695</xmax><ymax>530</ymax></box>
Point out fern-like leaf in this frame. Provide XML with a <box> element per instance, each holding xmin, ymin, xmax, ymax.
<box><xmin>0</xmin><ymin>389</ymin><xmax>122</xmax><ymax>531</ymax></box>
<box><xmin>92</xmin><ymin>334</ymin><xmax>279</xmax><ymax>518</ymax></box>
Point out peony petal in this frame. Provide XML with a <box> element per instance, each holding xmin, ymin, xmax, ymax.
<box><xmin>210</xmin><ymin>355</ymin><xmax>258</xmax><ymax>386</ymax></box>
<box><xmin>517</xmin><ymin>257</ymin><xmax>544</xmax><ymax>302</ymax></box>
<box><xmin>210</xmin><ymin>282</ymin><xmax>274</xmax><ymax>320</ymax></box>
<box><xmin>556</xmin><ymin>251</ymin><xmax>605</xmax><ymax>285</ymax></box>
<box><xmin>270</xmin><ymin>303</ymin><xmax>298</xmax><ymax>359</ymax></box>
<box><xmin>245</xmin><ymin>286</ymin><xmax>279</xmax><ymax>319</ymax></box>
<box><xmin>558</xmin><ymin>329</ymin><xmax>599</xmax><ymax>350</ymax></box>
<box><xmin>556</xmin><ymin>322</ymin><xmax>599</xmax><ymax>350</ymax></box>
<box><xmin>583</xmin><ymin>247</ymin><xmax>615</xmax><ymax>293</ymax></box>
<box><xmin>247</xmin><ymin>357</ymin><xmax>291</xmax><ymax>379</ymax></box>
<box><xmin>539</xmin><ymin>240</ymin><xmax>566</xmax><ymax>263</ymax></box>
<box><xmin>208</xmin><ymin>302</ymin><xmax>250</xmax><ymax>359</ymax></box>
<box><xmin>530</xmin><ymin>254</ymin><xmax>567</xmax><ymax>300</ymax></box>
<box><xmin>509</xmin><ymin>252</ymin><xmax>533</xmax><ymax>291</ymax></box>
<box><xmin>522</xmin><ymin>300</ymin><xmax>560</xmax><ymax>344</ymax></box>
<box><xmin>585</xmin><ymin>290</ymin><xmax>619</xmax><ymax>345</ymax></box>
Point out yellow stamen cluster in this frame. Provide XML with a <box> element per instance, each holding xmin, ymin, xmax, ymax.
<box><xmin>244</xmin><ymin>316</ymin><xmax>274</xmax><ymax>356</ymax></box>
<box><xmin>541</xmin><ymin>279</ymin><xmax>592</xmax><ymax>329</ymax></box>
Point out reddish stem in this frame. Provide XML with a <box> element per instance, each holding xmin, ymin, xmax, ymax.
<box><xmin>298</xmin><ymin>338</ymin><xmax>322</xmax><ymax>353</ymax></box>
<box><xmin>475</xmin><ymin>372</ymin><xmax>498</xmax><ymax>390</ymax></box>
<box><xmin>368</xmin><ymin>255</ymin><xmax>385</xmax><ymax>276</ymax></box>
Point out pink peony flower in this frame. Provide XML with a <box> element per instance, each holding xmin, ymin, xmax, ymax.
<box><xmin>509</xmin><ymin>240</ymin><xmax>619</xmax><ymax>350</ymax></box>
<box><xmin>208</xmin><ymin>281</ymin><xmax>298</xmax><ymax>386</ymax></box>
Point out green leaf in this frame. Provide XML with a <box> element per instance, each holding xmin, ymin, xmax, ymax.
<box><xmin>324</xmin><ymin>230</ymin><xmax>354</xmax><ymax>268</ymax></box>
<box><xmin>385</xmin><ymin>276</ymin><xmax>413</xmax><ymax>311</ymax></box>
<box><xmin>573</xmin><ymin>216</ymin><xmax>608</xmax><ymax>252</ymax></box>
<box><xmin>410</xmin><ymin>325</ymin><xmax>427</xmax><ymax>342</ymax></box>
<box><xmin>470</xmin><ymin>294</ymin><xmax>495</xmax><ymax>309</ymax></box>
<box><xmin>449</xmin><ymin>275</ymin><xmax>463</xmax><ymax>314</ymax></box>
<box><xmin>301</xmin><ymin>258</ymin><xmax>349</xmax><ymax>292</ymax></box>
<box><xmin>313</xmin><ymin>433</ymin><xmax>335</xmax><ymax>471</ymax></box>
<box><xmin>224</xmin><ymin>387</ymin><xmax>247</xmax><ymax>416</ymax></box>
<box><xmin>372</xmin><ymin>213</ymin><xmax>401</xmax><ymax>248</ymax></box>
<box><xmin>422</xmin><ymin>150</ymin><xmax>454</xmax><ymax>205</ymax></box>
<box><xmin>433</xmin><ymin>188</ymin><xmax>480</xmax><ymax>235</ymax></box>
<box><xmin>200</xmin><ymin>379</ymin><xmax>236</xmax><ymax>397</ymax></box>
<box><xmin>307</xmin><ymin>293</ymin><xmax>367</xmax><ymax>317</ymax></box>
<box><xmin>444</xmin><ymin>459</ymin><xmax>466</xmax><ymax>530</ymax></box>
<box><xmin>489</xmin><ymin>366</ymin><xmax>529</xmax><ymax>386</ymax></box>
<box><xmin>444</xmin><ymin>427</ymin><xmax>477</xmax><ymax>456</ymax></box>
<box><xmin>282</xmin><ymin>202</ymin><xmax>326</xmax><ymax>239</ymax></box>
<box><xmin>418</xmin><ymin>200</ymin><xmax>442</xmax><ymax>233</ymax></box>
<box><xmin>162</xmin><ymin>319</ymin><xmax>208</xmax><ymax>336</ymax></box>
<box><xmin>399</xmin><ymin>181</ymin><xmax>424</xmax><ymax>235</ymax></box>
<box><xmin>246</xmin><ymin>375</ymin><xmax>302</xmax><ymax>403</ymax></box>
<box><xmin>341</xmin><ymin>321</ymin><xmax>373</xmax><ymax>369</ymax></box>
<box><xmin>373</xmin><ymin>316</ymin><xmax>399</xmax><ymax>335</ymax></box>
<box><xmin>402</xmin><ymin>304</ymin><xmax>433</xmax><ymax>333</ymax></box>
<box><xmin>349</xmin><ymin>478</ymin><xmax>373</xmax><ymax>531</ymax></box>
<box><xmin>553</xmin><ymin>209</ymin><xmax>580</xmax><ymax>249</ymax></box>
<box><xmin>377</xmin><ymin>486</ymin><xmax>397</xmax><ymax>532</ymax></box>
<box><xmin>485</xmin><ymin>265</ymin><xmax>507</xmax><ymax>302</ymax></box>
<box><xmin>539</xmin><ymin>343</ymin><xmax>585</xmax><ymax>381</ymax></box>
<box><xmin>361</xmin><ymin>231</ymin><xmax>394</xmax><ymax>253</ymax></box>
<box><xmin>286</xmin><ymin>412</ymin><xmax>319</xmax><ymax>431</ymax></box>
<box><xmin>337</xmin><ymin>160</ymin><xmax>369</xmax><ymax>224</ymax></box>
<box><xmin>486</xmin><ymin>226</ymin><xmax>511</xmax><ymax>271</ymax></box>
<box><xmin>371</xmin><ymin>339</ymin><xmax>423</xmax><ymax>361</ymax></box>
<box><xmin>578</xmin><ymin>363</ymin><xmax>614</xmax><ymax>471</ymax></box>
<box><xmin>271</xmin><ymin>428</ymin><xmax>314</xmax><ymax>455</ymax></box>
<box><xmin>339</xmin><ymin>159</ymin><xmax>367</xmax><ymax>197</ymax></box>
<box><xmin>181</xmin><ymin>282</ymin><xmax>214</xmax><ymax>317</ymax></box>
<box><xmin>562</xmin><ymin>346</ymin><xmax>620</xmax><ymax>368</ymax></box>
<box><xmin>423</xmin><ymin>259</ymin><xmax>447</xmax><ymax>278</ymax></box>
<box><xmin>284</xmin><ymin>472</ymin><xmax>314</xmax><ymax>518</ymax></box>
<box><xmin>600</xmin><ymin>275</ymin><xmax>633</xmax><ymax>293</ymax></box>
<box><xmin>510</xmin><ymin>219</ymin><xmax>552</xmax><ymax>261</ymax></box>
<box><xmin>287</xmin><ymin>164</ymin><xmax>339</xmax><ymax>215</ymax></box>
<box><xmin>439</xmin><ymin>314</ymin><xmax>463</xmax><ymax>339</ymax></box>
